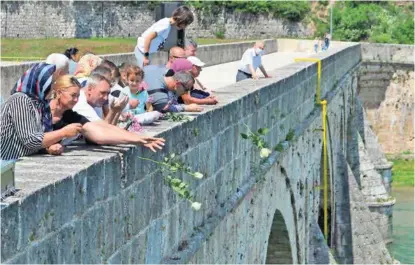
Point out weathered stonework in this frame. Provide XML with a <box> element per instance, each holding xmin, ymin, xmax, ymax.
<box><xmin>358</xmin><ymin>43</ymin><xmax>414</xmax><ymax>155</ymax></box>
<box><xmin>0</xmin><ymin>40</ymin><xmax>394</xmax><ymax>264</ymax></box>
<box><xmin>1</xmin><ymin>1</ymin><xmax>312</xmax><ymax>39</ymax></box>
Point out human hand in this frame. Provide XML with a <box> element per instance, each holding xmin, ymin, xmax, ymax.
<box><xmin>62</xmin><ymin>123</ymin><xmax>82</xmax><ymax>138</ymax></box>
<box><xmin>111</xmin><ymin>96</ymin><xmax>129</xmax><ymax>112</ymax></box>
<box><xmin>142</xmin><ymin>137</ymin><xmax>165</xmax><ymax>152</ymax></box>
<box><xmin>185</xmin><ymin>104</ymin><xmax>203</xmax><ymax>112</ymax></box>
<box><xmin>206</xmin><ymin>97</ymin><xmax>218</xmax><ymax>105</ymax></box>
<box><xmin>129</xmin><ymin>99</ymin><xmax>139</xmax><ymax>109</ymax></box>
<box><xmin>265</xmin><ymin>75</ymin><xmax>272</xmax><ymax>78</ymax></box>
<box><xmin>252</xmin><ymin>74</ymin><xmax>259</xmax><ymax>80</ymax></box>
<box><xmin>47</xmin><ymin>143</ymin><xmax>64</xmax><ymax>155</ymax></box>
<box><xmin>143</xmin><ymin>57</ymin><xmax>150</xmax><ymax>66</ymax></box>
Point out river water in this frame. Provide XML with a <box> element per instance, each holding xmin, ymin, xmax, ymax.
<box><xmin>388</xmin><ymin>187</ymin><xmax>414</xmax><ymax>264</ymax></box>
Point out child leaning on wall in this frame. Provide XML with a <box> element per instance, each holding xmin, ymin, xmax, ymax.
<box><xmin>134</xmin><ymin>5</ymin><xmax>194</xmax><ymax>67</ymax></box>
<box><xmin>121</xmin><ymin>65</ymin><xmax>162</xmax><ymax>126</ymax></box>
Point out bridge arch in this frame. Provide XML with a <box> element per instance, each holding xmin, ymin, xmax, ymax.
<box><xmin>265</xmin><ymin>209</ymin><xmax>293</xmax><ymax>264</ymax></box>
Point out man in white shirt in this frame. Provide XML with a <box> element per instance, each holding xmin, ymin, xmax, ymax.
<box><xmin>236</xmin><ymin>40</ymin><xmax>271</xmax><ymax>82</ymax></box>
<box><xmin>73</xmin><ymin>73</ymin><xmax>126</xmax><ymax>124</ymax></box>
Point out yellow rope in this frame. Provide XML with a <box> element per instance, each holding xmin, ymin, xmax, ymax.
<box><xmin>295</xmin><ymin>57</ymin><xmax>328</xmax><ymax>241</ymax></box>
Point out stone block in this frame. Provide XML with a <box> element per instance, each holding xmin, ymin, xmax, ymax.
<box><xmin>56</xmin><ymin>220</ymin><xmax>82</xmax><ymax>264</ymax></box>
<box><xmin>27</xmin><ymin>234</ymin><xmax>59</xmax><ymax>264</ymax></box>
<box><xmin>81</xmin><ymin>205</ymin><xmax>105</xmax><ymax>264</ymax></box>
<box><xmin>145</xmin><ymin>218</ymin><xmax>168</xmax><ymax>264</ymax></box>
<box><xmin>1</xmin><ymin>200</ymin><xmax>19</xmax><ymax>262</ymax></box>
<box><xmin>19</xmin><ymin>184</ymin><xmax>55</xmax><ymax>250</ymax></box>
<box><xmin>4</xmin><ymin>252</ymin><xmax>27</xmax><ymax>264</ymax></box>
<box><xmin>102</xmin><ymin>154</ymin><xmax>121</xmax><ymax>195</ymax></box>
<box><xmin>107</xmin><ymin>250</ymin><xmax>121</xmax><ymax>264</ymax></box>
<box><xmin>130</xmin><ymin>232</ymin><xmax>148</xmax><ymax>264</ymax></box>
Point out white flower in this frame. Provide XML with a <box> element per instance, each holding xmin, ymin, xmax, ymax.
<box><xmin>260</xmin><ymin>148</ymin><xmax>272</xmax><ymax>158</ymax></box>
<box><xmin>193</xmin><ymin>172</ymin><xmax>204</xmax><ymax>179</ymax></box>
<box><xmin>191</xmin><ymin>202</ymin><xmax>202</xmax><ymax>211</ymax></box>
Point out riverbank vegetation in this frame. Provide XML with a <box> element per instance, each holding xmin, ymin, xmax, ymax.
<box><xmin>387</xmin><ymin>152</ymin><xmax>414</xmax><ymax>187</ymax></box>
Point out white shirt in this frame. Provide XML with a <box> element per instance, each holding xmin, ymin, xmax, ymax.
<box><xmin>72</xmin><ymin>90</ymin><xmax>103</xmax><ymax>122</ymax></box>
<box><xmin>137</xmin><ymin>18</ymin><xmax>171</xmax><ymax>54</ymax></box>
<box><xmin>238</xmin><ymin>48</ymin><xmax>262</xmax><ymax>74</ymax></box>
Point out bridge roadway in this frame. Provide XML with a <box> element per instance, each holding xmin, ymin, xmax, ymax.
<box><xmin>198</xmin><ymin>51</ymin><xmax>310</xmax><ymax>91</ymax></box>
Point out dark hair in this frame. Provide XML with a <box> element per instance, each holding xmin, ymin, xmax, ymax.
<box><xmin>64</xmin><ymin>47</ymin><xmax>79</xmax><ymax>59</ymax></box>
<box><xmin>100</xmin><ymin>59</ymin><xmax>120</xmax><ymax>79</ymax></box>
<box><xmin>172</xmin><ymin>6</ymin><xmax>194</xmax><ymax>27</ymax></box>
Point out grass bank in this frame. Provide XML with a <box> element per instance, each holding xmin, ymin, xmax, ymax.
<box><xmin>0</xmin><ymin>37</ymin><xmax>255</xmax><ymax>61</ymax></box>
<box><xmin>387</xmin><ymin>153</ymin><xmax>414</xmax><ymax>187</ymax></box>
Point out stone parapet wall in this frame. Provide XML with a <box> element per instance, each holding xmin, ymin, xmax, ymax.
<box><xmin>1</xmin><ymin>42</ymin><xmax>361</xmax><ymax>264</ymax></box>
<box><xmin>0</xmin><ymin>39</ymin><xmax>277</xmax><ymax>101</ymax></box>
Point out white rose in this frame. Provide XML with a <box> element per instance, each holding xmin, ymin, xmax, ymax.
<box><xmin>193</xmin><ymin>172</ymin><xmax>204</xmax><ymax>179</ymax></box>
<box><xmin>191</xmin><ymin>202</ymin><xmax>202</xmax><ymax>211</ymax></box>
<box><xmin>260</xmin><ymin>148</ymin><xmax>272</xmax><ymax>158</ymax></box>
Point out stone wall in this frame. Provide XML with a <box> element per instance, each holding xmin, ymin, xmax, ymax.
<box><xmin>359</xmin><ymin>43</ymin><xmax>414</xmax><ymax>154</ymax></box>
<box><xmin>0</xmin><ymin>1</ymin><xmax>312</xmax><ymax>39</ymax></box>
<box><xmin>1</xmin><ymin>42</ymin><xmax>370</xmax><ymax>264</ymax></box>
<box><xmin>1</xmin><ymin>40</ymin><xmax>394</xmax><ymax>264</ymax></box>
<box><xmin>0</xmin><ymin>39</ymin><xmax>277</xmax><ymax>101</ymax></box>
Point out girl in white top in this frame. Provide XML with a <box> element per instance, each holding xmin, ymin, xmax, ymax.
<box><xmin>135</xmin><ymin>5</ymin><xmax>194</xmax><ymax>67</ymax></box>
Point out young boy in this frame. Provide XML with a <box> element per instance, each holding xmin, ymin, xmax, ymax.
<box><xmin>135</xmin><ymin>6</ymin><xmax>194</xmax><ymax>67</ymax></box>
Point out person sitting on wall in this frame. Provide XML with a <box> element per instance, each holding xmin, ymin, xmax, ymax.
<box><xmin>169</xmin><ymin>58</ymin><xmax>218</xmax><ymax>105</ymax></box>
<box><xmin>64</xmin><ymin>47</ymin><xmax>81</xmax><ymax>75</ymax></box>
<box><xmin>144</xmin><ymin>64</ymin><xmax>202</xmax><ymax>113</ymax></box>
<box><xmin>1</xmin><ymin>63</ymin><xmax>82</xmax><ymax>160</ymax></box>
<box><xmin>236</xmin><ymin>40</ymin><xmax>272</xmax><ymax>82</ymax></box>
<box><xmin>48</xmin><ymin>75</ymin><xmax>165</xmax><ymax>153</ymax></box>
<box><xmin>134</xmin><ymin>5</ymin><xmax>194</xmax><ymax>67</ymax></box>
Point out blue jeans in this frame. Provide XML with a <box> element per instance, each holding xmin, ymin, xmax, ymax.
<box><xmin>134</xmin><ymin>47</ymin><xmax>151</xmax><ymax>68</ymax></box>
<box><xmin>236</xmin><ymin>70</ymin><xmax>252</xmax><ymax>82</ymax></box>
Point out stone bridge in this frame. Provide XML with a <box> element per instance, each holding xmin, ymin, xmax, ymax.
<box><xmin>2</xmin><ymin>39</ymin><xmax>411</xmax><ymax>264</ymax></box>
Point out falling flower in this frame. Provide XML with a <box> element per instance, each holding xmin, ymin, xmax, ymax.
<box><xmin>193</xmin><ymin>172</ymin><xmax>203</xmax><ymax>179</ymax></box>
<box><xmin>260</xmin><ymin>148</ymin><xmax>272</xmax><ymax>158</ymax></box>
<box><xmin>191</xmin><ymin>202</ymin><xmax>202</xmax><ymax>211</ymax></box>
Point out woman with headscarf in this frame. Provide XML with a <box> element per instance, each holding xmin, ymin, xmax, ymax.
<box><xmin>1</xmin><ymin>63</ymin><xmax>82</xmax><ymax>160</ymax></box>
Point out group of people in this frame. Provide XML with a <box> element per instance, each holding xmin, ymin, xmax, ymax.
<box><xmin>314</xmin><ymin>32</ymin><xmax>331</xmax><ymax>53</ymax></box>
<box><xmin>0</xmin><ymin>5</ymin><xmax>272</xmax><ymax>161</ymax></box>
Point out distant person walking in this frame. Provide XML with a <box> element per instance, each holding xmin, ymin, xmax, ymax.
<box><xmin>323</xmin><ymin>32</ymin><xmax>331</xmax><ymax>51</ymax></box>
<box><xmin>314</xmin><ymin>38</ymin><xmax>320</xmax><ymax>53</ymax></box>
<box><xmin>236</xmin><ymin>40</ymin><xmax>271</xmax><ymax>82</ymax></box>
<box><xmin>134</xmin><ymin>6</ymin><xmax>194</xmax><ymax>67</ymax></box>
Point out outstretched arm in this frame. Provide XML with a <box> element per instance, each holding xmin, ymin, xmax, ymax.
<box><xmin>81</xmin><ymin>121</ymin><xmax>165</xmax><ymax>152</ymax></box>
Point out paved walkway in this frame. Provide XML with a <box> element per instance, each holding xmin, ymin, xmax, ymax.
<box><xmin>198</xmin><ymin>51</ymin><xmax>311</xmax><ymax>90</ymax></box>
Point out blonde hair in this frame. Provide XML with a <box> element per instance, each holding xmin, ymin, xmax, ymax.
<box><xmin>52</xmin><ymin>75</ymin><xmax>81</xmax><ymax>98</ymax></box>
<box><xmin>74</xmin><ymin>54</ymin><xmax>103</xmax><ymax>78</ymax></box>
